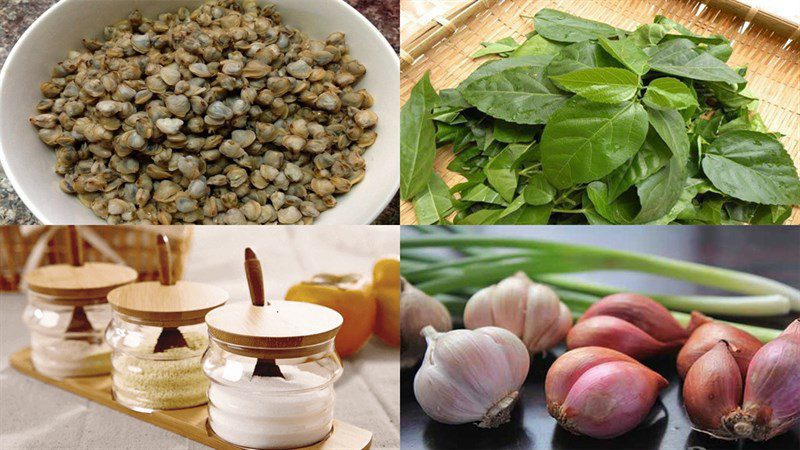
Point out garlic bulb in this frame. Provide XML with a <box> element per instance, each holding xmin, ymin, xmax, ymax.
<box><xmin>567</xmin><ymin>293</ymin><xmax>702</xmax><ymax>360</ymax></box>
<box><xmin>722</xmin><ymin>319</ymin><xmax>800</xmax><ymax>441</ymax></box>
<box><xmin>464</xmin><ymin>272</ymin><xmax>572</xmax><ymax>355</ymax></box>
<box><xmin>400</xmin><ymin>278</ymin><xmax>452</xmax><ymax>369</ymax></box>
<box><xmin>413</xmin><ymin>326</ymin><xmax>529</xmax><ymax>428</ymax></box>
<box><xmin>545</xmin><ymin>346</ymin><xmax>668</xmax><ymax>439</ymax></box>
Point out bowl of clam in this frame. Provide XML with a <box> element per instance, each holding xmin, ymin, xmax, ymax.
<box><xmin>0</xmin><ymin>0</ymin><xmax>399</xmax><ymax>224</ymax></box>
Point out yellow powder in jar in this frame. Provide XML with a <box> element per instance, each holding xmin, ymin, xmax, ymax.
<box><xmin>111</xmin><ymin>331</ymin><xmax>209</xmax><ymax>410</ymax></box>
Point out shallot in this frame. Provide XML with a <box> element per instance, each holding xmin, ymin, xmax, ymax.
<box><xmin>546</xmin><ymin>346</ymin><xmax>668</xmax><ymax>438</ymax></box>
<box><xmin>566</xmin><ymin>293</ymin><xmax>704</xmax><ymax>359</ymax></box>
<box><xmin>723</xmin><ymin>319</ymin><xmax>800</xmax><ymax>441</ymax></box>
<box><xmin>681</xmin><ymin>319</ymin><xmax>800</xmax><ymax>441</ymax></box>
<box><xmin>676</xmin><ymin>312</ymin><xmax>762</xmax><ymax>379</ymax></box>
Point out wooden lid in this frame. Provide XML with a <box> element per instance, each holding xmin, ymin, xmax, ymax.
<box><xmin>108</xmin><ymin>281</ymin><xmax>229</xmax><ymax>327</ymax></box>
<box><xmin>107</xmin><ymin>235</ymin><xmax>228</xmax><ymax>327</ymax></box>
<box><xmin>205</xmin><ymin>248</ymin><xmax>342</xmax><ymax>358</ymax></box>
<box><xmin>25</xmin><ymin>263</ymin><xmax>138</xmax><ymax>300</ymax></box>
<box><xmin>205</xmin><ymin>300</ymin><xmax>343</xmax><ymax>357</ymax></box>
<box><xmin>24</xmin><ymin>226</ymin><xmax>138</xmax><ymax>300</ymax></box>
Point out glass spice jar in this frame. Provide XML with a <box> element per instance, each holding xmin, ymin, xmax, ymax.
<box><xmin>23</xmin><ymin>256</ymin><xmax>138</xmax><ymax>380</ymax></box>
<box><xmin>23</xmin><ymin>292</ymin><xmax>114</xmax><ymax>379</ymax></box>
<box><xmin>203</xmin><ymin>301</ymin><xmax>344</xmax><ymax>450</ymax></box>
<box><xmin>104</xmin><ymin>315</ymin><xmax>214</xmax><ymax>412</ymax></box>
<box><xmin>105</xmin><ymin>234</ymin><xmax>228</xmax><ymax>412</ymax></box>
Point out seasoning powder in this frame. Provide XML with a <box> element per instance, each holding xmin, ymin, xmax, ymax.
<box><xmin>30</xmin><ymin>334</ymin><xmax>111</xmax><ymax>379</ymax></box>
<box><xmin>208</xmin><ymin>364</ymin><xmax>335</xmax><ymax>449</ymax></box>
<box><xmin>111</xmin><ymin>331</ymin><xmax>209</xmax><ymax>410</ymax></box>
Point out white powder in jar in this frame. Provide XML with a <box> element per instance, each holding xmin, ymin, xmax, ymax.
<box><xmin>208</xmin><ymin>364</ymin><xmax>335</xmax><ymax>449</ymax></box>
<box><xmin>30</xmin><ymin>332</ymin><xmax>111</xmax><ymax>379</ymax></box>
<box><xmin>112</xmin><ymin>331</ymin><xmax>209</xmax><ymax>411</ymax></box>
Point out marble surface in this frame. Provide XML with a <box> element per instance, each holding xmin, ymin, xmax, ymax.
<box><xmin>0</xmin><ymin>226</ymin><xmax>401</xmax><ymax>449</ymax></box>
<box><xmin>0</xmin><ymin>0</ymin><xmax>399</xmax><ymax>225</ymax></box>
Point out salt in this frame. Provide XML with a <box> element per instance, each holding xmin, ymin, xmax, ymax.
<box><xmin>30</xmin><ymin>335</ymin><xmax>110</xmax><ymax>379</ymax></box>
<box><xmin>208</xmin><ymin>364</ymin><xmax>335</xmax><ymax>449</ymax></box>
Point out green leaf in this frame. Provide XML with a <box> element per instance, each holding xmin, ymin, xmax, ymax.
<box><xmin>470</xmin><ymin>37</ymin><xmax>520</xmax><ymax>59</ymax></box>
<box><xmin>703</xmin><ymin>81</ymin><xmax>756</xmax><ymax>109</ymax></box>
<box><xmin>643</xmin><ymin>77</ymin><xmax>699</xmax><ymax>110</ymax></box>
<box><xmin>541</xmin><ymin>98</ymin><xmax>649</xmax><ymax>189</ymax></box>
<box><xmin>510</xmin><ymin>34</ymin><xmax>565</xmax><ymax>57</ymax></box>
<box><xmin>630</xmin><ymin>23</ymin><xmax>667</xmax><ymax>46</ymax></box>
<box><xmin>460</xmin><ymin>183</ymin><xmax>508</xmax><ymax>205</ymax></box>
<box><xmin>549</xmin><ymin>67</ymin><xmax>640</xmax><ymax>103</ymax></box>
<box><xmin>493</xmin><ymin>119</ymin><xmax>537</xmax><ymax>143</ymax></box>
<box><xmin>647</xmin><ymin>107</ymin><xmax>690</xmax><ymax>166</ymax></box>
<box><xmin>522</xmin><ymin>173</ymin><xmax>557</xmax><ymax>205</ymax></box>
<box><xmin>532</xmin><ymin>9</ymin><xmax>623</xmax><ymax>43</ymax></box>
<box><xmin>586</xmin><ymin>182</ymin><xmax>639</xmax><ymax>223</ymax></box>
<box><xmin>459</xmin><ymin>55</ymin><xmax>554</xmax><ymax>91</ymax></box>
<box><xmin>654</xmin><ymin>16</ymin><xmax>695</xmax><ymax>35</ymax></box>
<box><xmin>718</xmin><ymin>111</ymin><xmax>770</xmax><ymax>134</ymax></box>
<box><xmin>436</xmin><ymin>88</ymin><xmax>470</xmax><ymax>110</ymax></box>
<box><xmin>604</xmin><ymin>128</ymin><xmax>672</xmax><ymax>201</ymax></box>
<box><xmin>649</xmin><ymin>39</ymin><xmax>745</xmax><ymax>84</ymax></box>
<box><xmin>455</xmin><ymin>208</ymin><xmax>503</xmax><ymax>224</ymax></box>
<box><xmin>634</xmin><ymin>155</ymin><xmax>687</xmax><ymax>222</ymax></box>
<box><xmin>546</xmin><ymin>40</ymin><xmax>623</xmax><ymax>83</ymax></box>
<box><xmin>751</xmin><ymin>205</ymin><xmax>791</xmax><ymax>225</ymax></box>
<box><xmin>400</xmin><ymin>72</ymin><xmax>439</xmax><ymax>199</ymax></box>
<box><xmin>497</xmin><ymin>202</ymin><xmax>552</xmax><ymax>224</ymax></box>
<box><xmin>702</xmin><ymin>131</ymin><xmax>800</xmax><ymax>205</ymax></box>
<box><xmin>485</xmin><ymin>145</ymin><xmax>528</xmax><ymax>202</ymax></box>
<box><xmin>677</xmin><ymin>197</ymin><xmax>725</xmax><ymax>224</ymax></box>
<box><xmin>598</xmin><ymin>37</ymin><xmax>650</xmax><ymax>75</ymax></box>
<box><xmin>462</xmin><ymin>66</ymin><xmax>570</xmax><ymax>124</ymax></box>
<box><xmin>413</xmin><ymin>173</ymin><xmax>454</xmax><ymax>224</ymax></box>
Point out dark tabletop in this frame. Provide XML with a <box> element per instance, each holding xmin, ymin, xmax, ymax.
<box><xmin>401</xmin><ymin>226</ymin><xmax>800</xmax><ymax>450</ymax></box>
<box><xmin>0</xmin><ymin>0</ymin><xmax>399</xmax><ymax>225</ymax></box>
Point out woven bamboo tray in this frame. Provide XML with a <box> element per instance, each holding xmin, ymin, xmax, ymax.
<box><xmin>0</xmin><ymin>226</ymin><xmax>193</xmax><ymax>292</ymax></box>
<box><xmin>10</xmin><ymin>348</ymin><xmax>372</xmax><ymax>450</ymax></box>
<box><xmin>400</xmin><ymin>0</ymin><xmax>800</xmax><ymax>225</ymax></box>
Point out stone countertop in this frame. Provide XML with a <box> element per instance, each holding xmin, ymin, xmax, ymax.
<box><xmin>0</xmin><ymin>227</ymin><xmax>400</xmax><ymax>449</ymax></box>
<box><xmin>0</xmin><ymin>0</ymin><xmax>399</xmax><ymax>225</ymax></box>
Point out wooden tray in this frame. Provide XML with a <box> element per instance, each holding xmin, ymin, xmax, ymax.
<box><xmin>10</xmin><ymin>347</ymin><xmax>372</xmax><ymax>450</ymax></box>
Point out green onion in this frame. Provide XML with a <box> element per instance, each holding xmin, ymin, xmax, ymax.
<box><xmin>402</xmin><ymin>235</ymin><xmax>800</xmax><ymax>312</ymax></box>
<box><xmin>532</xmin><ymin>274</ymin><xmax>791</xmax><ymax>317</ymax></box>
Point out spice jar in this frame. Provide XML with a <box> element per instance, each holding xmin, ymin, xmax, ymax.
<box><xmin>203</xmin><ymin>249</ymin><xmax>344</xmax><ymax>449</ymax></box>
<box><xmin>22</xmin><ymin>226</ymin><xmax>137</xmax><ymax>380</ymax></box>
<box><xmin>106</xmin><ymin>235</ymin><xmax>228</xmax><ymax>412</ymax></box>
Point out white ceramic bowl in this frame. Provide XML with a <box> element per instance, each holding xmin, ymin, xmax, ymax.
<box><xmin>0</xmin><ymin>0</ymin><xmax>398</xmax><ymax>224</ymax></box>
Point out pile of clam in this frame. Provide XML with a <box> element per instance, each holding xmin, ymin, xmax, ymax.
<box><xmin>30</xmin><ymin>0</ymin><xmax>377</xmax><ymax>224</ymax></box>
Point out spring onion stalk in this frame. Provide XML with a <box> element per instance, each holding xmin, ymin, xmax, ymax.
<box><xmin>434</xmin><ymin>294</ymin><xmax>467</xmax><ymax>317</ymax></box>
<box><xmin>402</xmin><ymin>252</ymin><xmax>530</xmax><ymax>282</ymax></box>
<box><xmin>415</xmin><ymin>259</ymin><xmax>534</xmax><ymax>294</ymax></box>
<box><xmin>669</xmin><ymin>311</ymin><xmax>782</xmax><ymax>343</ymax></box>
<box><xmin>402</xmin><ymin>236</ymin><xmax>800</xmax><ymax>312</ymax></box>
<box><xmin>411</xmin><ymin>256</ymin><xmax>790</xmax><ymax>317</ymax></box>
<box><xmin>532</xmin><ymin>274</ymin><xmax>791</xmax><ymax>317</ymax></box>
<box><xmin>399</xmin><ymin>249</ymin><xmax>443</xmax><ymax>264</ymax></box>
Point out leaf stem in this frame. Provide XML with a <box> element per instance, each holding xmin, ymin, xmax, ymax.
<box><xmin>552</xmin><ymin>208</ymin><xmax>587</xmax><ymax>214</ymax></box>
